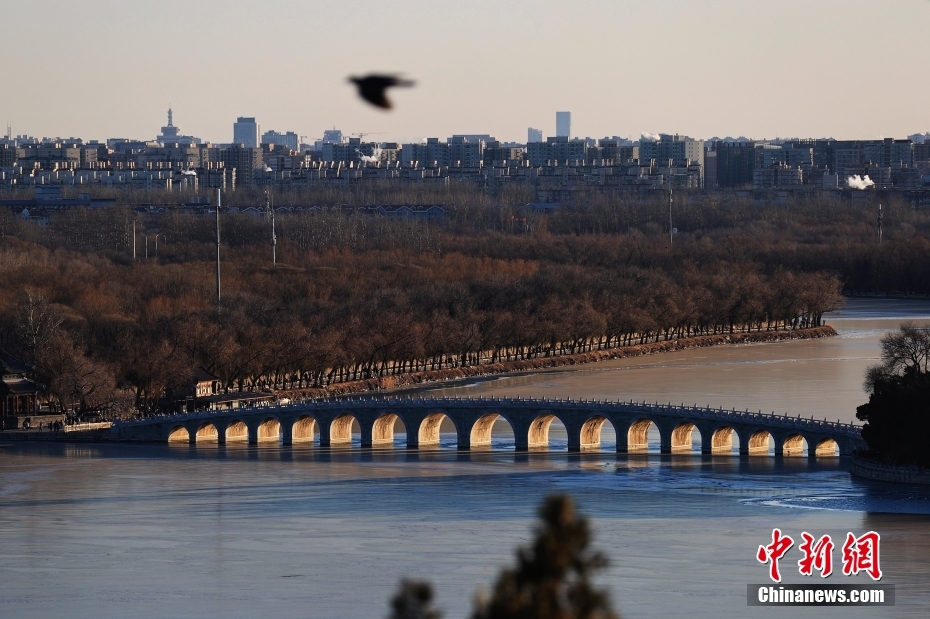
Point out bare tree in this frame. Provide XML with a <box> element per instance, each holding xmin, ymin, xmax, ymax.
<box><xmin>865</xmin><ymin>322</ymin><xmax>930</xmax><ymax>393</ymax></box>
<box><xmin>13</xmin><ymin>289</ymin><xmax>63</xmax><ymax>359</ymax></box>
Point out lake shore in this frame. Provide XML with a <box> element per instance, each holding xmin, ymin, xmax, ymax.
<box><xmin>278</xmin><ymin>326</ymin><xmax>837</xmax><ymax>400</ymax></box>
<box><xmin>850</xmin><ymin>453</ymin><xmax>930</xmax><ymax>485</ymax></box>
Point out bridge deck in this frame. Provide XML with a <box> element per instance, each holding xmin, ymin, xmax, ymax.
<box><xmin>116</xmin><ymin>396</ymin><xmax>865</xmax><ymax>456</ymax></box>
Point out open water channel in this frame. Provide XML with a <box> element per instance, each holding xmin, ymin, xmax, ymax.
<box><xmin>2</xmin><ymin>298</ymin><xmax>929</xmax><ymax>618</ymax></box>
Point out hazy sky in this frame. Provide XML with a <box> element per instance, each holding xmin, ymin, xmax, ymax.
<box><xmin>4</xmin><ymin>0</ymin><xmax>929</xmax><ymax>144</ymax></box>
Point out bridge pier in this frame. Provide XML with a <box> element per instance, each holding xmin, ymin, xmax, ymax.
<box><xmin>566</xmin><ymin>433</ymin><xmax>582</xmax><ymax>452</ymax></box>
<box><xmin>405</xmin><ymin>424</ymin><xmax>419</xmax><ymax>449</ymax></box>
<box><xmin>247</xmin><ymin>422</ymin><xmax>258</xmax><ymax>445</ymax></box>
<box><xmin>281</xmin><ymin>421</ymin><xmax>293</xmax><ymax>446</ymax></box>
<box><xmin>511</xmin><ymin>416</ymin><xmax>529</xmax><ymax>451</ymax></box>
<box><xmin>615</xmin><ymin>428</ymin><xmax>629</xmax><ymax>453</ymax></box>
<box><xmin>689</xmin><ymin>422</ymin><xmax>714</xmax><ymax>454</ymax></box>
<box><xmin>319</xmin><ymin>422</ymin><xmax>333</xmax><ymax>447</ymax></box>
<box><xmin>656</xmin><ymin>421</ymin><xmax>673</xmax><ymax>454</ymax></box>
<box><xmin>455</xmin><ymin>426</ymin><xmax>471</xmax><ymax>450</ymax></box>
<box><xmin>360</xmin><ymin>423</ymin><xmax>374</xmax><ymax>448</ymax></box>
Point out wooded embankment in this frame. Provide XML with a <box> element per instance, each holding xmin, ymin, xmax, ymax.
<box><xmin>277</xmin><ymin>326</ymin><xmax>837</xmax><ymax>399</ymax></box>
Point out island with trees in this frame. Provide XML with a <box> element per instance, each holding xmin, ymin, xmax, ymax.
<box><xmin>853</xmin><ymin>323</ymin><xmax>930</xmax><ymax>484</ymax></box>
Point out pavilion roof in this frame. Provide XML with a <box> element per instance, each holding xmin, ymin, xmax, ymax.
<box><xmin>0</xmin><ymin>376</ymin><xmax>43</xmax><ymax>396</ymax></box>
<box><xmin>0</xmin><ymin>349</ymin><xmax>33</xmax><ymax>376</ymax></box>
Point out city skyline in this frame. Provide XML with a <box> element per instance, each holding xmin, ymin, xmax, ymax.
<box><xmin>6</xmin><ymin>105</ymin><xmax>930</xmax><ymax>149</ymax></box>
<box><xmin>3</xmin><ymin>1</ymin><xmax>930</xmax><ymax>144</ymax></box>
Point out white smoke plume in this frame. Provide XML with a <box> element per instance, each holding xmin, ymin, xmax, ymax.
<box><xmin>640</xmin><ymin>132</ymin><xmax>661</xmax><ymax>142</ymax></box>
<box><xmin>846</xmin><ymin>175</ymin><xmax>874</xmax><ymax>190</ymax></box>
<box><xmin>264</xmin><ymin>165</ymin><xmax>273</xmax><ymax>172</ymax></box>
<box><xmin>358</xmin><ymin>147</ymin><xmax>382</xmax><ymax>164</ymax></box>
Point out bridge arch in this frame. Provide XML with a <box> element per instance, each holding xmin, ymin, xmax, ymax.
<box><xmin>257</xmin><ymin>417</ymin><xmax>282</xmax><ymax>443</ymax></box>
<box><xmin>194</xmin><ymin>422</ymin><xmax>219</xmax><ymax>443</ymax></box>
<box><xmin>814</xmin><ymin>437</ymin><xmax>839</xmax><ymax>457</ymax></box>
<box><xmin>627</xmin><ymin>418</ymin><xmax>660</xmax><ymax>452</ymax></box>
<box><xmin>579</xmin><ymin>416</ymin><xmax>616</xmax><ymax>451</ymax></box>
<box><xmin>292</xmin><ymin>415</ymin><xmax>318</xmax><ymax>444</ymax></box>
<box><xmin>225</xmin><ymin>420</ymin><xmax>249</xmax><ymax>442</ymax></box>
<box><xmin>710</xmin><ymin>426</ymin><xmax>740</xmax><ymax>454</ymax></box>
<box><xmin>470</xmin><ymin>412</ymin><xmax>515</xmax><ymax>449</ymax></box>
<box><xmin>781</xmin><ymin>434</ymin><xmax>808</xmax><ymax>457</ymax></box>
<box><xmin>330</xmin><ymin>413</ymin><xmax>359</xmax><ymax>445</ymax></box>
<box><xmin>372</xmin><ymin>412</ymin><xmax>405</xmax><ymax>447</ymax></box>
<box><xmin>167</xmin><ymin>425</ymin><xmax>189</xmax><ymax>442</ymax></box>
<box><xmin>418</xmin><ymin>412</ymin><xmax>454</xmax><ymax>448</ymax></box>
<box><xmin>671</xmin><ymin>422</ymin><xmax>704</xmax><ymax>453</ymax></box>
<box><xmin>746</xmin><ymin>429</ymin><xmax>773</xmax><ymax>455</ymax></box>
<box><xmin>527</xmin><ymin>412</ymin><xmax>567</xmax><ymax>450</ymax></box>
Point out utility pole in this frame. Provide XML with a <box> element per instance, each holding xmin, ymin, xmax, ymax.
<box><xmin>878</xmin><ymin>203</ymin><xmax>883</xmax><ymax>245</ymax></box>
<box><xmin>266</xmin><ymin>190</ymin><xmax>276</xmax><ymax>265</ymax></box>
<box><xmin>668</xmin><ymin>186</ymin><xmax>674</xmax><ymax>246</ymax></box>
<box><xmin>216</xmin><ymin>189</ymin><xmax>222</xmax><ymax>309</ymax></box>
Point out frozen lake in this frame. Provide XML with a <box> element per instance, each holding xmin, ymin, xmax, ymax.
<box><xmin>2</xmin><ymin>297</ymin><xmax>929</xmax><ymax>619</ymax></box>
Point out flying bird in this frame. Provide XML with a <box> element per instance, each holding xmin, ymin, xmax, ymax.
<box><xmin>349</xmin><ymin>74</ymin><xmax>414</xmax><ymax>110</ymax></box>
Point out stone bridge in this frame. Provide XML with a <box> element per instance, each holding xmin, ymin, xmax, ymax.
<box><xmin>114</xmin><ymin>397</ymin><xmax>865</xmax><ymax>457</ymax></box>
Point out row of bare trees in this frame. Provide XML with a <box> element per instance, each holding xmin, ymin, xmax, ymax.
<box><xmin>0</xmin><ymin>219</ymin><xmax>842</xmax><ymax>412</ymax></box>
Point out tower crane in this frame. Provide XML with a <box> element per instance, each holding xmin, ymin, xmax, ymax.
<box><xmin>351</xmin><ymin>132</ymin><xmax>386</xmax><ymax>141</ymax></box>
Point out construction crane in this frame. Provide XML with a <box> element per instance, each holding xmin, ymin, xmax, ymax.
<box><xmin>351</xmin><ymin>132</ymin><xmax>386</xmax><ymax>141</ymax></box>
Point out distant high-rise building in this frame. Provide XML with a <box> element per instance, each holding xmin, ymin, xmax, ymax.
<box><xmin>233</xmin><ymin>117</ymin><xmax>260</xmax><ymax>148</ymax></box>
<box><xmin>716</xmin><ymin>141</ymin><xmax>756</xmax><ymax>188</ymax></box>
<box><xmin>322</xmin><ymin>129</ymin><xmax>343</xmax><ymax>144</ymax></box>
<box><xmin>528</xmin><ymin>127</ymin><xmax>543</xmax><ymax>143</ymax></box>
<box><xmin>313</xmin><ymin>128</ymin><xmax>344</xmax><ymax>151</ymax></box>
<box><xmin>638</xmin><ymin>134</ymin><xmax>704</xmax><ymax>168</ymax></box>
<box><xmin>156</xmin><ymin>108</ymin><xmax>201</xmax><ymax>145</ymax></box>
<box><xmin>160</xmin><ymin>108</ymin><xmax>179</xmax><ymax>142</ymax></box>
<box><xmin>261</xmin><ymin>130</ymin><xmax>299</xmax><ymax>151</ymax></box>
<box><xmin>208</xmin><ymin>143</ymin><xmax>263</xmax><ymax>186</ymax></box>
<box><xmin>555</xmin><ymin>112</ymin><xmax>571</xmax><ymax>138</ymax></box>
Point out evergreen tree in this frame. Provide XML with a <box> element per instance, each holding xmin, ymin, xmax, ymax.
<box><xmin>471</xmin><ymin>495</ymin><xmax>620</xmax><ymax>619</ymax></box>
<box><xmin>388</xmin><ymin>579</ymin><xmax>442</xmax><ymax>619</ymax></box>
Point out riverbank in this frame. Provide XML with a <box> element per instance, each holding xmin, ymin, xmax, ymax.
<box><xmin>277</xmin><ymin>326</ymin><xmax>837</xmax><ymax>400</ymax></box>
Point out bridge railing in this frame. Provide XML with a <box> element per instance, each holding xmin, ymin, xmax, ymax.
<box><xmin>117</xmin><ymin>395</ymin><xmax>863</xmax><ymax>437</ymax></box>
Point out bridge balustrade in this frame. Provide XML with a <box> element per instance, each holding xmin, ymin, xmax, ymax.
<box><xmin>124</xmin><ymin>396</ymin><xmax>863</xmax><ymax>458</ymax></box>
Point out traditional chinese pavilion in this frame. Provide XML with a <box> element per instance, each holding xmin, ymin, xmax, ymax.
<box><xmin>166</xmin><ymin>367</ymin><xmax>273</xmax><ymax>413</ymax></box>
<box><xmin>1</xmin><ymin>349</ymin><xmax>44</xmax><ymax>429</ymax></box>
